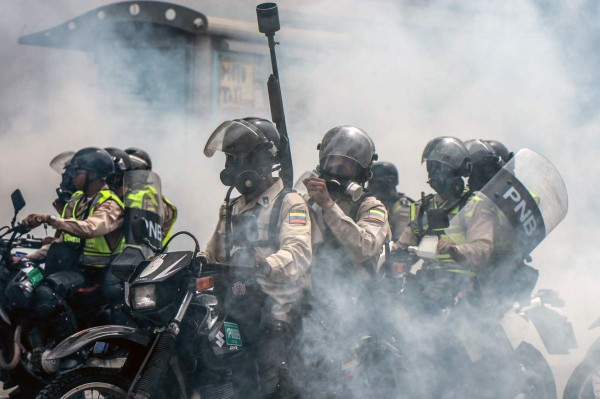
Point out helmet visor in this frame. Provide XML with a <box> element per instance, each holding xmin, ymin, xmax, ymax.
<box><xmin>50</xmin><ymin>151</ymin><xmax>76</xmax><ymax>174</ymax></box>
<box><xmin>422</xmin><ymin>137</ymin><xmax>468</xmax><ymax>171</ymax></box>
<box><xmin>319</xmin><ymin>130</ymin><xmax>374</xmax><ymax>168</ymax></box>
<box><xmin>204</xmin><ymin>120</ymin><xmax>267</xmax><ymax>158</ymax></box>
<box><xmin>320</xmin><ymin>155</ymin><xmax>361</xmax><ymax>179</ymax></box>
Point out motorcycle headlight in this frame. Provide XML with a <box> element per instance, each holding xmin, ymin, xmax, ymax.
<box><xmin>131</xmin><ymin>284</ymin><xmax>156</xmax><ymax>310</ymax></box>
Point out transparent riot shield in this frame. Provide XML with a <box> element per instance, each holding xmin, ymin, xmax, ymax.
<box><xmin>448</xmin><ymin>148</ymin><xmax>568</xmax><ymax>256</ymax></box>
<box><xmin>123</xmin><ymin>170</ymin><xmax>163</xmax><ymax>254</ymax></box>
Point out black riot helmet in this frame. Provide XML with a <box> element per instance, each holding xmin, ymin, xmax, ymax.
<box><xmin>484</xmin><ymin>140</ymin><xmax>514</xmax><ymax>164</ymax></box>
<box><xmin>422</xmin><ymin>136</ymin><xmax>471</xmax><ymax>198</ymax></box>
<box><xmin>465</xmin><ymin>139</ymin><xmax>505</xmax><ymax>192</ymax></box>
<box><xmin>317</xmin><ymin>126</ymin><xmax>377</xmax><ymax>184</ymax></box>
<box><xmin>367</xmin><ymin>161</ymin><xmax>399</xmax><ymax>201</ymax></box>
<box><xmin>104</xmin><ymin>147</ymin><xmax>132</xmax><ymax>193</ymax></box>
<box><xmin>125</xmin><ymin>147</ymin><xmax>152</xmax><ymax>171</ymax></box>
<box><xmin>204</xmin><ymin>117</ymin><xmax>280</xmax><ymax>196</ymax></box>
<box><xmin>105</xmin><ymin>147</ymin><xmax>132</xmax><ymax>174</ymax></box>
<box><xmin>67</xmin><ymin>147</ymin><xmax>115</xmax><ymax>179</ymax></box>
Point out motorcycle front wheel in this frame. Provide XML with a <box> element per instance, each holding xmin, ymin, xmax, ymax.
<box><xmin>35</xmin><ymin>368</ymin><xmax>130</xmax><ymax>399</ymax></box>
<box><xmin>514</xmin><ymin>342</ymin><xmax>557</xmax><ymax>399</ymax></box>
<box><xmin>563</xmin><ymin>337</ymin><xmax>600</xmax><ymax>399</ymax></box>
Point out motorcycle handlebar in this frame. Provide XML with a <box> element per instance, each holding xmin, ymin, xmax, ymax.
<box><xmin>0</xmin><ymin>235</ymin><xmax>43</xmax><ymax>250</ymax></box>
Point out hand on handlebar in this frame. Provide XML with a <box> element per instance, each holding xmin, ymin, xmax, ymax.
<box><xmin>21</xmin><ymin>214</ymin><xmax>48</xmax><ymax>230</ymax></box>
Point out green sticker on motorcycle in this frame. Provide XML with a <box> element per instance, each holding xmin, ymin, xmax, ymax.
<box><xmin>26</xmin><ymin>266</ymin><xmax>43</xmax><ymax>287</ymax></box>
<box><xmin>224</xmin><ymin>322</ymin><xmax>243</xmax><ymax>346</ymax></box>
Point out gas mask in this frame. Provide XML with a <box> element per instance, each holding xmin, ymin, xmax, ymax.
<box><xmin>320</xmin><ymin>174</ymin><xmax>364</xmax><ymax>202</ymax></box>
<box><xmin>426</xmin><ymin>161</ymin><xmax>465</xmax><ymax>198</ymax></box>
<box><xmin>220</xmin><ymin>154</ymin><xmax>269</xmax><ymax>197</ymax></box>
<box><xmin>57</xmin><ymin>170</ymin><xmax>77</xmax><ymax>201</ymax></box>
<box><xmin>428</xmin><ymin>173</ymin><xmax>464</xmax><ymax>198</ymax></box>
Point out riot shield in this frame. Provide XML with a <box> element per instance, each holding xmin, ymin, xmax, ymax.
<box><xmin>448</xmin><ymin>148</ymin><xmax>568</xmax><ymax>256</ymax></box>
<box><xmin>123</xmin><ymin>170</ymin><xmax>163</xmax><ymax>253</ymax></box>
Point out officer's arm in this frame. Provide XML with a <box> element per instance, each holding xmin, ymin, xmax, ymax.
<box><xmin>321</xmin><ymin>198</ymin><xmax>390</xmax><ymax>261</ymax></box>
<box><xmin>201</xmin><ymin>202</ymin><xmax>227</xmax><ymax>263</ymax></box>
<box><xmin>24</xmin><ymin>243</ymin><xmax>53</xmax><ymax>262</ymax></box>
<box><xmin>51</xmin><ymin>200</ymin><xmax>124</xmax><ymax>239</ymax></box>
<box><xmin>265</xmin><ymin>194</ymin><xmax>312</xmax><ymax>282</ymax></box>
<box><xmin>452</xmin><ymin>200</ymin><xmax>494</xmax><ymax>270</ymax></box>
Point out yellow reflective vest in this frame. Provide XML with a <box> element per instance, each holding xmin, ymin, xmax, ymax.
<box><xmin>61</xmin><ymin>189</ymin><xmax>125</xmax><ymax>268</ymax></box>
<box><xmin>409</xmin><ymin>191</ymin><xmax>474</xmax><ymax>276</ymax></box>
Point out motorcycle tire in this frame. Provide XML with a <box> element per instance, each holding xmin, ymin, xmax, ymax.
<box><xmin>563</xmin><ymin>337</ymin><xmax>600</xmax><ymax>399</ymax></box>
<box><xmin>514</xmin><ymin>342</ymin><xmax>557</xmax><ymax>399</ymax></box>
<box><xmin>35</xmin><ymin>368</ymin><xmax>130</xmax><ymax>399</ymax></box>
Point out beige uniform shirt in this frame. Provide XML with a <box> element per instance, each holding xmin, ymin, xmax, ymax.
<box><xmin>311</xmin><ymin>195</ymin><xmax>392</xmax><ymax>281</ymax></box>
<box><xmin>202</xmin><ymin>179</ymin><xmax>312</xmax><ymax>322</ymax></box>
<box><xmin>28</xmin><ymin>187</ymin><xmax>124</xmax><ymax>262</ymax></box>
<box><xmin>394</xmin><ymin>193</ymin><xmax>494</xmax><ymax>273</ymax></box>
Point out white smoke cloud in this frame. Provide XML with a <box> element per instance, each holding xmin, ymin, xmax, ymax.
<box><xmin>1</xmin><ymin>0</ymin><xmax>599</xmax><ymax>395</ymax></box>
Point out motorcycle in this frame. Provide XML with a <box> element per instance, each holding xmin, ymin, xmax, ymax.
<box><xmin>380</xmin><ymin>237</ymin><xmax>576</xmax><ymax>399</ymax></box>
<box><xmin>0</xmin><ymin>188</ymin><xmax>132</xmax><ymax>398</ymax></box>
<box><xmin>0</xmin><ymin>189</ymin><xmax>48</xmax><ymax>398</ymax></box>
<box><xmin>35</xmin><ymin>231</ymin><xmax>250</xmax><ymax>399</ymax></box>
<box><xmin>563</xmin><ymin>317</ymin><xmax>600</xmax><ymax>398</ymax></box>
<box><xmin>378</xmin><ymin>148</ymin><xmax>574</xmax><ymax>398</ymax></box>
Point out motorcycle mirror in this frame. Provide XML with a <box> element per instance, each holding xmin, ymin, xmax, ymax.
<box><xmin>11</xmin><ymin>190</ymin><xmax>25</xmax><ymax>214</ymax></box>
<box><xmin>426</xmin><ymin>208</ymin><xmax>449</xmax><ymax>230</ymax></box>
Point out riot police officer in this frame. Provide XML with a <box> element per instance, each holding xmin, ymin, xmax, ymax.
<box><xmin>465</xmin><ymin>140</ymin><xmax>537</xmax><ymax>308</ymax></box>
<box><xmin>367</xmin><ymin>161</ymin><xmax>414</xmax><ymax>241</ymax></box>
<box><xmin>21</xmin><ymin>147</ymin><xmax>126</xmax><ymax>354</ymax></box>
<box><xmin>393</xmin><ymin>136</ymin><xmax>494</xmax><ymax>309</ymax></box>
<box><xmin>301</xmin><ymin>126</ymin><xmax>392</xmax><ymax>398</ymax></box>
<box><xmin>202</xmin><ymin>117</ymin><xmax>312</xmax><ymax>398</ymax></box>
<box><xmin>464</xmin><ymin>139</ymin><xmax>505</xmax><ymax>192</ymax></box>
<box><xmin>124</xmin><ymin>147</ymin><xmax>177</xmax><ymax>247</ymax></box>
<box><xmin>304</xmin><ymin>126</ymin><xmax>391</xmax><ymax>283</ymax></box>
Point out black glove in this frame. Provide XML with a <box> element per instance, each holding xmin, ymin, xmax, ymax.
<box><xmin>255</xmin><ymin>261</ymin><xmax>272</xmax><ymax>277</ymax></box>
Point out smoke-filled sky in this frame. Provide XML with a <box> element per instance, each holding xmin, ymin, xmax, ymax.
<box><xmin>1</xmin><ymin>0</ymin><xmax>599</xmax><ymax>394</ymax></box>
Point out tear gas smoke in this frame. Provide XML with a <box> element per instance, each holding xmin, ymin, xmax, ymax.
<box><xmin>1</xmin><ymin>0</ymin><xmax>599</xmax><ymax>395</ymax></box>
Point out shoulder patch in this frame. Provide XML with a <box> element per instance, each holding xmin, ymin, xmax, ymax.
<box><xmin>289</xmin><ymin>208</ymin><xmax>307</xmax><ymax>225</ymax></box>
<box><xmin>368</xmin><ymin>207</ymin><xmax>386</xmax><ymax>223</ymax></box>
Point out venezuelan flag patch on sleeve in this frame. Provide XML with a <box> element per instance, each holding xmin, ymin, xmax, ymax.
<box><xmin>368</xmin><ymin>208</ymin><xmax>386</xmax><ymax>223</ymax></box>
<box><xmin>289</xmin><ymin>208</ymin><xmax>307</xmax><ymax>225</ymax></box>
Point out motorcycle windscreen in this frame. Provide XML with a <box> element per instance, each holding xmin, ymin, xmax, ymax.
<box><xmin>448</xmin><ymin>148</ymin><xmax>568</xmax><ymax>255</ymax></box>
<box><xmin>49</xmin><ymin>150</ymin><xmax>75</xmax><ymax>173</ymax></box>
<box><xmin>123</xmin><ymin>170</ymin><xmax>163</xmax><ymax>250</ymax></box>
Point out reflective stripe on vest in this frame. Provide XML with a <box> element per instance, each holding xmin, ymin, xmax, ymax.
<box><xmin>61</xmin><ymin>191</ymin><xmax>85</xmax><ymax>245</ymax></box>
